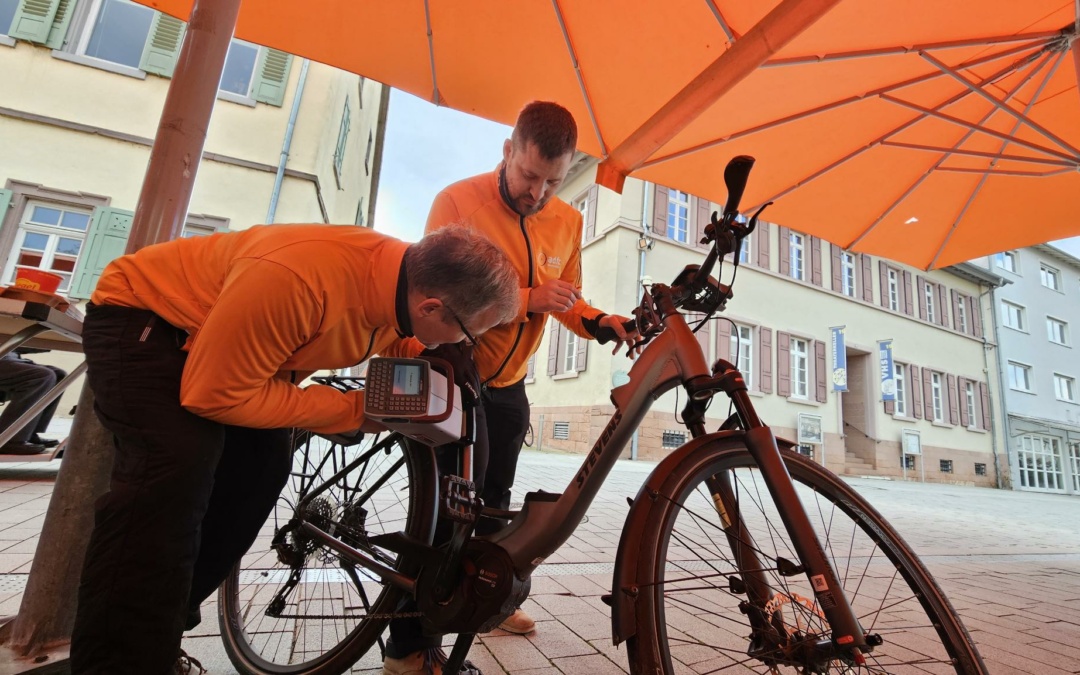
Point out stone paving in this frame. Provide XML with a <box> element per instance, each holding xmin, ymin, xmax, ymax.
<box><xmin>1</xmin><ymin>448</ymin><xmax>1079</xmax><ymax>674</ymax></box>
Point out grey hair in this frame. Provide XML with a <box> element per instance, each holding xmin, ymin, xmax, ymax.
<box><xmin>405</xmin><ymin>225</ymin><xmax>520</xmax><ymax>324</ymax></box>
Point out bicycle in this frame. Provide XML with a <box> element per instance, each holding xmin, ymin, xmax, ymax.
<box><xmin>217</xmin><ymin>156</ymin><xmax>988</xmax><ymax>674</ymax></box>
<box><xmin>523</xmin><ymin>421</ymin><xmax>533</xmax><ymax>448</ymax></box>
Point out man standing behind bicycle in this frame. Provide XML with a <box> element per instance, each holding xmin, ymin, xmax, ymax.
<box><xmin>382</xmin><ymin>101</ymin><xmax>636</xmax><ymax>675</ymax></box>
<box><xmin>69</xmin><ymin>225</ymin><xmax>521</xmax><ymax>675</ymax></box>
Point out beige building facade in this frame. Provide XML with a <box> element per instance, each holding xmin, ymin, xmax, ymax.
<box><xmin>525</xmin><ymin>159</ymin><xmax>1009</xmax><ymax>488</ymax></box>
<box><xmin>1</xmin><ymin>0</ymin><xmax>389</xmax><ymax>415</ymax></box>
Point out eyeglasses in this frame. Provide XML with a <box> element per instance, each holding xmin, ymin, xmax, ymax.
<box><xmin>445</xmin><ymin>305</ymin><xmax>481</xmax><ymax>347</ymax></box>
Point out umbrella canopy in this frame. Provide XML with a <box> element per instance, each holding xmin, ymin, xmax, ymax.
<box><xmin>138</xmin><ymin>0</ymin><xmax>1080</xmax><ymax>269</ymax></box>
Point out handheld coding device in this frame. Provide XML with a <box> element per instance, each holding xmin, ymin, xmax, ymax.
<box><xmin>363</xmin><ymin>357</ymin><xmax>464</xmax><ymax>446</ymax></box>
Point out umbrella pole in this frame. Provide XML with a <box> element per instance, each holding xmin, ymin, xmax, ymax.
<box><xmin>0</xmin><ymin>0</ymin><xmax>240</xmax><ymax>664</ymax></box>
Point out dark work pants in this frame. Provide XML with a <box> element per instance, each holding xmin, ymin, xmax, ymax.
<box><xmin>385</xmin><ymin>380</ymin><xmax>531</xmax><ymax>658</ymax></box>
<box><xmin>70</xmin><ymin>304</ymin><xmax>292</xmax><ymax>675</ymax></box>
<box><xmin>0</xmin><ymin>352</ymin><xmax>67</xmax><ymax>444</ymax></box>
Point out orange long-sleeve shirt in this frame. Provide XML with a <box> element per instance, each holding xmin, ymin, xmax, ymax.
<box><xmin>91</xmin><ymin>225</ymin><xmax>410</xmax><ymax>433</ymax></box>
<box><xmin>384</xmin><ymin>169</ymin><xmax>603</xmax><ymax>387</ymax></box>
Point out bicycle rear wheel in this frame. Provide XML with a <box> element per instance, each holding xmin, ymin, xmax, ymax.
<box><xmin>219</xmin><ymin>431</ymin><xmax>437</xmax><ymax>675</ymax></box>
<box><xmin>627</xmin><ymin>437</ymin><xmax>986</xmax><ymax>674</ymax></box>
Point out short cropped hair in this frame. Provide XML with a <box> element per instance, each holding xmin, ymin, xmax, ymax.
<box><xmin>406</xmin><ymin>226</ymin><xmax>520</xmax><ymax>325</ymax></box>
<box><xmin>511</xmin><ymin>101</ymin><xmax>578</xmax><ymax>160</ymax></box>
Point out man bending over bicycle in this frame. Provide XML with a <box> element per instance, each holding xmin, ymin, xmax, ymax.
<box><xmin>70</xmin><ymin>225</ymin><xmax>521</xmax><ymax>675</ymax></box>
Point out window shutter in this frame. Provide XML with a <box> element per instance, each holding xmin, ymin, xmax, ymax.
<box><xmin>43</xmin><ymin>0</ymin><xmax>74</xmax><ymax>48</ymax></box>
<box><xmin>252</xmin><ymin>48</ymin><xmax>293</xmax><ymax>106</ymax></box>
<box><xmin>947</xmin><ymin>373</ymin><xmax>958</xmax><ymax>425</ymax></box>
<box><xmin>139</xmin><ymin>12</ymin><xmax>186</xmax><ymax>78</ymax></box>
<box><xmin>902</xmin><ymin>270</ymin><xmax>913</xmax><ymax>315</ymax></box>
<box><xmin>958</xmin><ymin>377</ymin><xmax>970</xmax><ymax>427</ymax></box>
<box><xmin>922</xmin><ymin>369</ymin><xmax>934</xmax><ymax>421</ymax></box>
<box><xmin>68</xmin><ymin>206</ymin><xmax>134</xmax><ymax>300</ymax></box>
<box><xmin>526</xmin><ymin>355</ymin><xmax>535</xmax><ymax>380</ymax></box>
<box><xmin>776</xmin><ymin>331</ymin><xmax>791</xmax><ymax>398</ymax></box>
<box><xmin>979</xmin><ymin>381</ymin><xmax>991</xmax><ymax>430</ymax></box>
<box><xmin>584</xmin><ymin>185</ymin><xmax>598</xmax><ymax>240</ymax></box>
<box><xmin>689</xmin><ymin>313</ymin><xmax>710</xmax><ymax>361</ymax></box>
<box><xmin>910</xmin><ymin>365</ymin><xmax>922</xmax><ymax>419</ymax></box>
<box><xmin>917</xmin><ymin>277</ymin><xmax>927</xmax><ymax>320</ymax></box>
<box><xmin>884</xmin><ymin>396</ymin><xmax>895</xmax><ymax>415</ymax></box>
<box><xmin>758</xmin><ymin>327</ymin><xmax>773</xmax><ymax>394</ymax></box>
<box><xmin>546</xmin><ymin>320</ymin><xmax>559</xmax><ymax>375</ymax></box>
<box><xmin>0</xmin><ymin>189</ymin><xmax>13</xmax><ymax>225</ymax></box>
<box><xmin>814</xmin><ymin>339</ymin><xmax>826</xmax><ymax>403</ymax></box>
<box><xmin>651</xmin><ymin>185</ymin><xmax>668</xmax><ymax>236</ymax></box>
<box><xmin>810</xmin><ymin>236</ymin><xmax>822</xmax><ymax>286</ymax></box>
<box><xmin>576</xmin><ymin>331</ymin><xmax>588</xmax><ymax>373</ymax></box>
<box><xmin>715</xmin><ymin>318</ymin><xmax>732</xmax><ymax>364</ymax></box>
<box><xmin>830</xmin><ymin>244</ymin><xmax>842</xmax><ymax>292</ymax></box>
<box><xmin>9</xmin><ymin>0</ymin><xmax>60</xmax><ymax>44</ymax></box>
<box><xmin>969</xmin><ymin>296</ymin><xmax>983</xmax><ymax>337</ymax></box>
<box><xmin>951</xmin><ymin>290</ymin><xmax>962</xmax><ymax>331</ymax></box>
<box><xmin>694</xmin><ymin>197</ymin><xmax>712</xmax><ymax>248</ymax></box>
<box><xmin>778</xmin><ymin>227</ymin><xmax>790</xmax><ymax>277</ymax></box>
<box><xmin>937</xmin><ymin>283</ymin><xmax>949</xmax><ymax>327</ymax></box>
<box><xmin>878</xmin><ymin>261</ymin><xmax>889</xmax><ymax>308</ymax></box>
<box><xmin>756</xmin><ymin>221</ymin><xmax>770</xmax><ymax>269</ymax></box>
<box><xmin>860</xmin><ymin>254</ymin><xmax>873</xmax><ymax>302</ymax></box>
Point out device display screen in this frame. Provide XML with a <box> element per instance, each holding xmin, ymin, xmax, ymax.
<box><xmin>392</xmin><ymin>364</ymin><xmax>422</xmax><ymax>396</ymax></box>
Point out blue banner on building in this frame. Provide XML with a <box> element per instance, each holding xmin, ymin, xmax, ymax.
<box><xmin>878</xmin><ymin>340</ymin><xmax>895</xmax><ymax>401</ymax></box>
<box><xmin>830</xmin><ymin>326</ymin><xmax>847</xmax><ymax>392</ymax></box>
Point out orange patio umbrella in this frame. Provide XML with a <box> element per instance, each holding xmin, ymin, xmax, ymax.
<box><xmin>133</xmin><ymin>0</ymin><xmax>1080</xmax><ymax>270</ymax></box>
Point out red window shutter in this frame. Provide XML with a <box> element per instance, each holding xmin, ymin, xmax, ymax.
<box><xmin>917</xmin><ymin>277</ymin><xmax>928</xmax><ymax>320</ymax></box>
<box><xmin>715</xmin><ymin>318</ymin><xmax>732</xmax><ymax>364</ymax></box>
<box><xmin>979</xmin><ymin>381</ymin><xmax>991</xmax><ymax>430</ymax></box>
<box><xmin>861</xmin><ymin>254</ymin><xmax>873</xmax><ymax>303</ymax></box>
<box><xmin>884</xmin><ymin>398</ymin><xmax>896</xmax><ymax>415</ymax></box>
<box><xmin>546</xmin><ymin>321</ymin><xmax>559</xmax><ymax>375</ymax></box>
<box><xmin>910</xmin><ymin>365</ymin><xmax>922</xmax><ymax>419</ymax></box>
<box><xmin>811</xmin><ymin>237</ymin><xmax>822</xmax><ymax>286</ymax></box>
<box><xmin>878</xmin><ymin>261</ymin><xmax>889</xmax><ymax>308</ymax></box>
<box><xmin>903</xmin><ymin>270</ymin><xmax>914</xmax><ymax>316</ymax></box>
<box><xmin>969</xmin><ymin>296</ymin><xmax>983</xmax><ymax>337</ymax></box>
<box><xmin>923</xmin><ymin>368</ymin><xmax>934</xmax><ymax>421</ymax></box>
<box><xmin>831</xmin><ymin>244</ymin><xmax>842</xmax><ymax>292</ymax></box>
<box><xmin>652</xmin><ymin>185</ymin><xmax>668</xmax><ymax>236</ymax></box>
<box><xmin>814</xmin><ymin>339</ymin><xmax>827</xmax><ymax>402</ymax></box>
<box><xmin>951</xmin><ymin>289</ymin><xmax>962</xmax><ymax>331</ymax></box>
<box><xmin>776</xmin><ymin>332</ymin><xmax>791</xmax><ymax>398</ymax></box>
<box><xmin>758</xmin><ymin>327</ymin><xmax>773</xmax><ymax>394</ymax></box>
<box><xmin>695</xmin><ymin>197</ymin><xmax>712</xmax><ymax>249</ymax></box>
<box><xmin>947</xmin><ymin>373</ymin><xmax>958</xmax><ymax>425</ymax></box>
<box><xmin>778</xmin><ymin>227</ymin><xmax>791</xmax><ymax>277</ymax></box>
<box><xmin>756</xmin><ymin>221</ymin><xmax>770</xmax><ymax>269</ymax></box>
<box><xmin>937</xmin><ymin>284</ymin><xmax>949</xmax><ymax>327</ymax></box>
<box><xmin>958</xmin><ymin>377</ymin><xmax>969</xmax><ymax>427</ymax></box>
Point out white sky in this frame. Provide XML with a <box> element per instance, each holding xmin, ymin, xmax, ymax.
<box><xmin>374</xmin><ymin>89</ymin><xmax>1080</xmax><ymax>260</ymax></box>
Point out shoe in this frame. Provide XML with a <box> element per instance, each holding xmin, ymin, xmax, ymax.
<box><xmin>382</xmin><ymin>647</ymin><xmax>481</xmax><ymax>674</ymax></box>
<box><xmin>497</xmin><ymin>608</ymin><xmax>536</xmax><ymax>635</ymax></box>
<box><xmin>30</xmin><ymin>435</ymin><xmax>59</xmax><ymax>448</ymax></box>
<box><xmin>0</xmin><ymin>442</ymin><xmax>47</xmax><ymax>456</ymax></box>
<box><xmin>173</xmin><ymin>649</ymin><xmax>206</xmax><ymax>674</ymax></box>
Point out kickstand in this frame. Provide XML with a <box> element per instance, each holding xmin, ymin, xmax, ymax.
<box><xmin>443</xmin><ymin>632</ymin><xmax>476</xmax><ymax>674</ymax></box>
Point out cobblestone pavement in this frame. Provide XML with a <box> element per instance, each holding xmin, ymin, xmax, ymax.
<box><xmin>1</xmin><ymin>448</ymin><xmax>1078</xmax><ymax>674</ymax></box>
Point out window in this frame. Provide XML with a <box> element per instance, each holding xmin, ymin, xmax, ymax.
<box><xmin>894</xmin><ymin>363</ymin><xmax>907</xmax><ymax>417</ymax></box>
<box><xmin>956</xmin><ymin>296</ymin><xmax>968</xmax><ymax>333</ymax></box>
<box><xmin>1</xmin><ymin>201</ymin><xmax>91</xmax><ymax>293</ymax></box>
<box><xmin>931</xmin><ymin>372</ymin><xmax>944</xmax><ymax>422</ymax></box>
<box><xmin>181</xmin><ymin>222</ymin><xmax>217</xmax><ymax>238</ymax></box>
<box><xmin>789</xmin><ymin>232</ymin><xmax>805</xmax><ymax>281</ymax></box>
<box><xmin>563</xmin><ymin>331</ymin><xmax>579</xmax><ymax>373</ymax></box>
<box><xmin>1008</xmin><ymin>361</ymin><xmax>1032</xmax><ymax>392</ymax></box>
<box><xmin>737</xmin><ymin>231</ymin><xmax>751</xmax><ymax>264</ymax></box>
<box><xmin>1001</xmin><ymin>301</ymin><xmax>1025</xmax><ymax>330</ymax></box>
<box><xmin>965</xmin><ymin>382</ymin><xmax>976</xmax><ymax>427</ymax></box>
<box><xmin>1018</xmin><ymin>434</ymin><xmax>1064</xmax><ymax>491</ymax></box>
<box><xmin>79</xmin><ymin>0</ymin><xmax>156</xmax><ymax>69</ymax></box>
<box><xmin>1054</xmin><ymin>374</ymin><xmax>1075</xmax><ymax>402</ymax></box>
<box><xmin>730</xmin><ymin>324</ymin><xmax>753</xmax><ymax>388</ymax></box>
<box><xmin>840</xmin><ymin>252</ymin><xmax>855</xmax><ymax>297</ymax></box>
<box><xmin>0</xmin><ymin>0</ymin><xmax>18</xmax><ymax>35</ymax></box>
<box><xmin>574</xmin><ymin>194</ymin><xmax>589</xmax><ymax>236</ymax></box>
<box><xmin>1047</xmin><ymin>317</ymin><xmax>1068</xmax><ymax>345</ymax></box>
<box><xmin>975</xmin><ymin>463</ymin><xmax>987</xmax><ymax>477</ymax></box>
<box><xmin>552</xmin><ymin>422</ymin><xmax>570</xmax><ymax>440</ymax></box>
<box><xmin>796</xmin><ymin>444</ymin><xmax>815</xmax><ymax>460</ymax></box>
<box><xmin>887</xmin><ymin>269</ymin><xmax>899</xmax><ymax>311</ymax></box>
<box><xmin>1040</xmin><ymin>264</ymin><xmax>1061</xmax><ymax>291</ymax></box>
<box><xmin>219</xmin><ymin>39</ymin><xmax>260</xmax><ymax>97</ymax></box>
<box><xmin>939</xmin><ymin>459</ymin><xmax>953</xmax><ymax>474</ymax></box>
<box><xmin>903</xmin><ymin>455</ymin><xmax>916</xmax><ymax>470</ymax></box>
<box><xmin>333</xmin><ymin>99</ymin><xmax>351</xmax><ymax>183</ymax></box>
<box><xmin>924</xmin><ymin>282</ymin><xmax>936</xmax><ymax>323</ymax></box>
<box><xmin>666</xmin><ymin>189</ymin><xmax>689</xmax><ymax>243</ymax></box>
<box><xmin>995</xmin><ymin>250</ymin><xmax>1018</xmax><ymax>273</ymax></box>
<box><xmin>790</xmin><ymin>337</ymin><xmax>809</xmax><ymax>399</ymax></box>
<box><xmin>662</xmin><ymin>430</ymin><xmax>687</xmax><ymax>449</ymax></box>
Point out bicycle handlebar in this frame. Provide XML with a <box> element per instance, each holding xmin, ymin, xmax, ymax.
<box><xmin>595</xmin><ymin>319</ymin><xmax>639</xmax><ymax>345</ymax></box>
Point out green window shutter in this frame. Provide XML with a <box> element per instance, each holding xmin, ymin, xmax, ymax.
<box><xmin>139</xmin><ymin>12</ymin><xmax>186</xmax><ymax>77</ymax></box>
<box><xmin>43</xmin><ymin>0</ymin><xmax>74</xmax><ymax>49</ymax></box>
<box><xmin>252</xmin><ymin>48</ymin><xmax>292</xmax><ymax>106</ymax></box>
<box><xmin>0</xmin><ymin>189</ymin><xmax>13</xmax><ymax>224</ymax></box>
<box><xmin>9</xmin><ymin>0</ymin><xmax>60</xmax><ymax>44</ymax></box>
<box><xmin>68</xmin><ymin>206</ymin><xmax>134</xmax><ymax>300</ymax></box>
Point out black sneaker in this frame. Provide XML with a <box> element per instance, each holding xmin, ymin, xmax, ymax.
<box><xmin>1</xmin><ymin>442</ymin><xmax>47</xmax><ymax>455</ymax></box>
<box><xmin>30</xmin><ymin>435</ymin><xmax>60</xmax><ymax>448</ymax></box>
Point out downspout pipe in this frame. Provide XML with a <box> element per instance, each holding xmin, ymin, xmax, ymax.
<box><xmin>638</xmin><ymin>180</ymin><xmax>651</xmax><ymax>284</ymax></box>
<box><xmin>984</xmin><ymin>282</ymin><xmax>1008</xmax><ymax>489</ymax></box>
<box><xmin>267</xmin><ymin>58</ymin><xmax>310</xmax><ymax>224</ymax></box>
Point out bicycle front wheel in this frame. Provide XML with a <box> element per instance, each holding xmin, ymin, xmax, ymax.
<box><xmin>628</xmin><ymin>439</ymin><xmax>986</xmax><ymax>674</ymax></box>
<box><xmin>219</xmin><ymin>431</ymin><xmax>437</xmax><ymax>675</ymax></box>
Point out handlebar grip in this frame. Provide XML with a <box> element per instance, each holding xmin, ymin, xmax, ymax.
<box><xmin>596</xmin><ymin>319</ymin><xmax>638</xmax><ymax>345</ymax></box>
<box><xmin>723</xmin><ymin>155</ymin><xmax>756</xmax><ymax>217</ymax></box>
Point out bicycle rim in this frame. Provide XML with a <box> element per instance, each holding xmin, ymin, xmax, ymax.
<box><xmin>219</xmin><ymin>432</ymin><xmax>436</xmax><ymax>675</ymax></box>
<box><xmin>632</xmin><ymin>441</ymin><xmax>985</xmax><ymax>674</ymax></box>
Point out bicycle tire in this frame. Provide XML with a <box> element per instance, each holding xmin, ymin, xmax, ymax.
<box><xmin>523</xmin><ymin>423</ymin><xmax>534</xmax><ymax>448</ymax></box>
<box><xmin>218</xmin><ymin>431</ymin><xmax>437</xmax><ymax>675</ymax></box>
<box><xmin>626</xmin><ymin>436</ymin><xmax>987</xmax><ymax>674</ymax></box>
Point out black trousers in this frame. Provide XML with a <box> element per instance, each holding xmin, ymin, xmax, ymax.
<box><xmin>0</xmin><ymin>352</ymin><xmax>67</xmax><ymax>444</ymax></box>
<box><xmin>70</xmin><ymin>304</ymin><xmax>292</xmax><ymax>675</ymax></box>
<box><xmin>385</xmin><ymin>380</ymin><xmax>531</xmax><ymax>658</ymax></box>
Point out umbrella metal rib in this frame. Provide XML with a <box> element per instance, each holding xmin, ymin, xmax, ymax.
<box><xmin>879</xmin><ymin>141</ymin><xmax>1077</xmax><ymax>167</ymax></box>
<box><xmin>704</xmin><ymin>0</ymin><xmax>738</xmax><ymax>43</ymax></box>
<box><xmin>552</xmin><ymin>0</ymin><xmax>608</xmax><ymax>157</ymax></box>
<box><xmin>423</xmin><ymin>0</ymin><xmax>439</xmax><ymax>105</ymax></box>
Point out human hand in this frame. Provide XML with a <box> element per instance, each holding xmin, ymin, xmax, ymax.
<box><xmin>599</xmin><ymin>314</ymin><xmax>642</xmax><ymax>359</ymax></box>
<box><xmin>528</xmin><ymin>279</ymin><xmax>582</xmax><ymax>313</ymax></box>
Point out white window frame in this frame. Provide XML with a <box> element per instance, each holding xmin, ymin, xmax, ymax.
<box><xmin>574</xmin><ymin>194</ymin><xmax>589</xmax><ymax>237</ymax></box>
<box><xmin>1001</xmin><ymin>300</ymin><xmax>1025</xmax><ymax>331</ymax></box>
<box><xmin>1018</xmin><ymin>434</ymin><xmax>1064</xmax><ymax>492</ymax></box>
<box><xmin>790</xmin><ymin>337</ymin><xmax>809</xmax><ymax>400</ymax></box>
<box><xmin>996</xmin><ymin>250</ymin><xmax>1018</xmax><ymax>273</ymax></box>
<box><xmin>789</xmin><ymin>232</ymin><xmax>805</xmax><ymax>281</ymax></box>
<box><xmin>894</xmin><ymin>362</ymin><xmax>907</xmax><ymax>417</ymax></box>
<box><xmin>666</xmin><ymin>189</ymin><xmax>689</xmax><ymax>243</ymax></box>
<box><xmin>74</xmin><ymin>0</ymin><xmax>156</xmax><ymax>75</ymax></box>
<box><xmin>840</xmin><ymin>252</ymin><xmax>855</xmax><ymax>297</ymax></box>
<box><xmin>930</xmin><ymin>372</ymin><xmax>944</xmax><ymax>422</ymax></box>
<box><xmin>737</xmin><ymin>230</ymin><xmax>751</xmax><ymax>264</ymax></box>
<box><xmin>1047</xmin><ymin>316</ymin><xmax>1068</xmax><ymax>346</ymax></box>
<box><xmin>924</xmin><ymin>282</ymin><xmax>936</xmax><ymax>323</ymax></box>
<box><xmin>731</xmin><ymin>324</ymin><xmax>754</xmax><ymax>389</ymax></box>
<box><xmin>1054</xmin><ymin>374</ymin><xmax>1075</xmax><ymax>403</ymax></box>
<box><xmin>563</xmin><ymin>330</ymin><xmax>579</xmax><ymax>374</ymax></box>
<box><xmin>1</xmin><ymin>200</ymin><xmax>93</xmax><ymax>294</ymax></box>
<box><xmin>956</xmin><ymin>295</ymin><xmax>968</xmax><ymax>333</ymax></box>
<box><xmin>1040</xmin><ymin>264</ymin><xmax>1061</xmax><ymax>291</ymax></box>
<box><xmin>887</xmin><ymin>268</ymin><xmax>899</xmax><ymax>311</ymax></box>
<box><xmin>1008</xmin><ymin>361</ymin><xmax>1033</xmax><ymax>393</ymax></box>
<box><xmin>965</xmin><ymin>382</ymin><xmax>976</xmax><ymax>428</ymax></box>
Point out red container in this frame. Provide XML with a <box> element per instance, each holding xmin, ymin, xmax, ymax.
<box><xmin>13</xmin><ymin>267</ymin><xmax>63</xmax><ymax>295</ymax></box>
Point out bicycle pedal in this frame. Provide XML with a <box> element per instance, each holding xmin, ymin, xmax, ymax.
<box><xmin>776</xmin><ymin>557</ymin><xmax>805</xmax><ymax>577</ymax></box>
<box><xmin>601</xmin><ymin>593</ymin><xmax>613</xmax><ymax>607</ymax></box>
<box><xmin>441</xmin><ymin>474</ymin><xmax>482</xmax><ymax>524</ymax></box>
<box><xmin>729</xmin><ymin>576</ymin><xmax>747</xmax><ymax>594</ymax></box>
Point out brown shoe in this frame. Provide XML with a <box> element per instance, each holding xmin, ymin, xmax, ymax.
<box><xmin>0</xmin><ymin>442</ymin><xmax>47</xmax><ymax>455</ymax></box>
<box><xmin>497</xmin><ymin>608</ymin><xmax>536</xmax><ymax>635</ymax></box>
<box><xmin>382</xmin><ymin>647</ymin><xmax>481</xmax><ymax>674</ymax></box>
